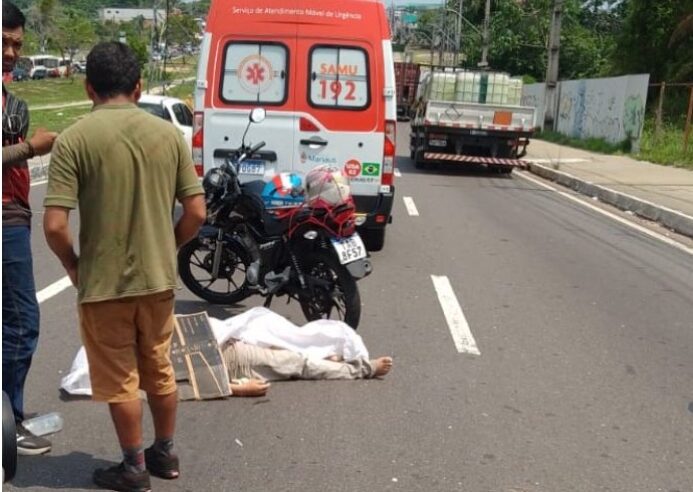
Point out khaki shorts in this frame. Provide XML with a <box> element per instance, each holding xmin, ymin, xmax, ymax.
<box><xmin>79</xmin><ymin>290</ymin><xmax>177</xmax><ymax>402</ymax></box>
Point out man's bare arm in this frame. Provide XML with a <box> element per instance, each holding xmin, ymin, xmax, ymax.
<box><xmin>175</xmin><ymin>193</ymin><xmax>206</xmax><ymax>248</ymax></box>
<box><xmin>44</xmin><ymin>206</ymin><xmax>79</xmax><ymax>286</ymax></box>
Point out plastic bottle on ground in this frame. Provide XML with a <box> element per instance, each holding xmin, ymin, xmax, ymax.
<box><xmin>22</xmin><ymin>412</ymin><xmax>64</xmax><ymax>436</ymax></box>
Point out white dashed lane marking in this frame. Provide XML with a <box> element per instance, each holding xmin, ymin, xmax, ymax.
<box><xmin>431</xmin><ymin>275</ymin><xmax>480</xmax><ymax>355</ymax></box>
<box><xmin>37</xmin><ymin>276</ymin><xmax>73</xmax><ymax>304</ymax></box>
<box><xmin>403</xmin><ymin>196</ymin><xmax>419</xmax><ymax>216</ymax></box>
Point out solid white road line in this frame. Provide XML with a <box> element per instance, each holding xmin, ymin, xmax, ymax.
<box><xmin>394</xmin><ymin>169</ymin><xmax>402</xmax><ymax>178</ymax></box>
<box><xmin>528</xmin><ymin>158</ymin><xmax>589</xmax><ymax>164</ymax></box>
<box><xmin>431</xmin><ymin>275</ymin><xmax>481</xmax><ymax>355</ymax></box>
<box><xmin>515</xmin><ymin>171</ymin><xmax>693</xmax><ymax>256</ymax></box>
<box><xmin>403</xmin><ymin>196</ymin><xmax>419</xmax><ymax>216</ymax></box>
<box><xmin>36</xmin><ymin>276</ymin><xmax>73</xmax><ymax>304</ymax></box>
<box><xmin>31</xmin><ymin>179</ymin><xmax>47</xmax><ymax>187</ymax></box>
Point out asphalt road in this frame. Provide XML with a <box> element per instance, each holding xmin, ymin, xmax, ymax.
<box><xmin>6</xmin><ymin>124</ymin><xmax>693</xmax><ymax>492</ymax></box>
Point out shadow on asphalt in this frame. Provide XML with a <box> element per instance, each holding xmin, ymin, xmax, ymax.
<box><xmin>9</xmin><ymin>451</ymin><xmax>113</xmax><ymax>490</ymax></box>
<box><xmin>395</xmin><ymin>155</ymin><xmax>516</xmax><ymax>179</ymax></box>
<box><xmin>174</xmin><ymin>298</ymin><xmax>249</xmax><ymax>319</ymax></box>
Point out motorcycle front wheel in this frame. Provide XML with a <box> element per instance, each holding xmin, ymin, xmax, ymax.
<box><xmin>299</xmin><ymin>250</ymin><xmax>361</xmax><ymax>329</ymax></box>
<box><xmin>178</xmin><ymin>237</ymin><xmax>252</xmax><ymax>305</ymax></box>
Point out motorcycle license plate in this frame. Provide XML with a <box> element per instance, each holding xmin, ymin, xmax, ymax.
<box><xmin>331</xmin><ymin>233</ymin><xmax>367</xmax><ymax>265</ymax></box>
<box><xmin>239</xmin><ymin>160</ymin><xmax>265</xmax><ymax>175</ymax></box>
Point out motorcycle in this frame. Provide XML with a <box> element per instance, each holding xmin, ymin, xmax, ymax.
<box><xmin>178</xmin><ymin>108</ymin><xmax>372</xmax><ymax>329</ymax></box>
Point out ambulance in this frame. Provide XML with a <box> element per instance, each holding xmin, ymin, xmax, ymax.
<box><xmin>193</xmin><ymin>0</ymin><xmax>397</xmax><ymax>251</ymax></box>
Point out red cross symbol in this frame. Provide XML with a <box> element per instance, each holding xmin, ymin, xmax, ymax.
<box><xmin>246</xmin><ymin>63</ymin><xmax>265</xmax><ymax>85</ymax></box>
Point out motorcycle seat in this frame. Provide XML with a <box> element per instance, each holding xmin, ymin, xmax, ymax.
<box><xmin>262</xmin><ymin>211</ymin><xmax>289</xmax><ymax>237</ymax></box>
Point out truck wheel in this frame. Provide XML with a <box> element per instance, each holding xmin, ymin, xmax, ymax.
<box><xmin>414</xmin><ymin>150</ymin><xmax>426</xmax><ymax>169</ymax></box>
<box><xmin>489</xmin><ymin>166</ymin><xmax>513</xmax><ymax>174</ymax></box>
<box><xmin>2</xmin><ymin>391</ymin><xmax>17</xmax><ymax>483</ymax></box>
<box><xmin>361</xmin><ymin>227</ymin><xmax>386</xmax><ymax>252</ymax></box>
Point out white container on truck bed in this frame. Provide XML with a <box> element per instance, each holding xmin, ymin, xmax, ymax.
<box><xmin>410</xmin><ymin>67</ymin><xmax>537</xmax><ymax>173</ymax></box>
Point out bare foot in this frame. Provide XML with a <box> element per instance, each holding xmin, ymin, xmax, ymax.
<box><xmin>373</xmin><ymin>356</ymin><xmax>393</xmax><ymax>378</ymax></box>
<box><xmin>325</xmin><ymin>355</ymin><xmax>344</xmax><ymax>362</ymax></box>
<box><xmin>229</xmin><ymin>378</ymin><xmax>271</xmax><ymax>397</ymax></box>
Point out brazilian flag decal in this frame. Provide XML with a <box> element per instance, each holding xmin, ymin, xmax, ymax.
<box><xmin>362</xmin><ymin>162</ymin><xmax>381</xmax><ymax>176</ymax></box>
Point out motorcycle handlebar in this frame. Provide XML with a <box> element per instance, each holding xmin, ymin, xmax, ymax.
<box><xmin>249</xmin><ymin>141</ymin><xmax>266</xmax><ymax>155</ymax></box>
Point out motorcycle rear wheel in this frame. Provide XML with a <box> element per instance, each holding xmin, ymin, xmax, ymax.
<box><xmin>299</xmin><ymin>250</ymin><xmax>361</xmax><ymax>329</ymax></box>
<box><xmin>2</xmin><ymin>391</ymin><xmax>17</xmax><ymax>483</ymax></box>
<box><xmin>178</xmin><ymin>237</ymin><xmax>252</xmax><ymax>305</ymax></box>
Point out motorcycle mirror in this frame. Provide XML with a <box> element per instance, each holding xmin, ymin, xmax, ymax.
<box><xmin>249</xmin><ymin>107</ymin><xmax>266</xmax><ymax>124</ymax></box>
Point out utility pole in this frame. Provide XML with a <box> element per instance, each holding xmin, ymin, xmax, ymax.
<box><xmin>162</xmin><ymin>0</ymin><xmax>170</xmax><ymax>94</ymax></box>
<box><xmin>478</xmin><ymin>0</ymin><xmax>491</xmax><ymax>68</ymax></box>
<box><xmin>453</xmin><ymin>0</ymin><xmax>463</xmax><ymax>67</ymax></box>
<box><xmin>437</xmin><ymin>3</ymin><xmax>446</xmax><ymax>66</ymax></box>
<box><xmin>544</xmin><ymin>0</ymin><xmax>563</xmax><ymax>131</ymax></box>
<box><xmin>147</xmin><ymin>1</ymin><xmax>158</xmax><ymax>94</ymax></box>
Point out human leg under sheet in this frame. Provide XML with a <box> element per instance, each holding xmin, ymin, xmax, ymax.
<box><xmin>223</xmin><ymin>341</ymin><xmax>378</xmax><ymax>382</ymax></box>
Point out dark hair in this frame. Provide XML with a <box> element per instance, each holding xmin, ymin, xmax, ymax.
<box><xmin>2</xmin><ymin>1</ymin><xmax>26</xmax><ymax>30</ymax></box>
<box><xmin>86</xmin><ymin>42</ymin><xmax>141</xmax><ymax>98</ymax></box>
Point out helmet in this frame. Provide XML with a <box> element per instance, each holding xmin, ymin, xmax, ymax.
<box><xmin>261</xmin><ymin>172</ymin><xmax>305</xmax><ymax>208</ymax></box>
<box><xmin>305</xmin><ymin>166</ymin><xmax>351</xmax><ymax>206</ymax></box>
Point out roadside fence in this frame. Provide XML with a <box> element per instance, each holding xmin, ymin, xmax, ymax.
<box><xmin>648</xmin><ymin>82</ymin><xmax>693</xmax><ymax>153</ymax></box>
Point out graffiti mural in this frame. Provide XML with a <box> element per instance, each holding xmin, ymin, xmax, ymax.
<box><xmin>520</xmin><ymin>84</ymin><xmax>545</xmax><ymax>129</ymax></box>
<box><xmin>623</xmin><ymin>95</ymin><xmax>645</xmax><ymax>140</ymax></box>
<box><xmin>522</xmin><ymin>74</ymin><xmax>650</xmax><ymax>147</ymax></box>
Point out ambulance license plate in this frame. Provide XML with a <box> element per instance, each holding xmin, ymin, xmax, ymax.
<box><xmin>331</xmin><ymin>233</ymin><xmax>367</xmax><ymax>265</ymax></box>
<box><xmin>239</xmin><ymin>160</ymin><xmax>265</xmax><ymax>175</ymax></box>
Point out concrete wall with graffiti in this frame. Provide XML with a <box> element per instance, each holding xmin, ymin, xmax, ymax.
<box><xmin>523</xmin><ymin>74</ymin><xmax>649</xmax><ymax>148</ymax></box>
<box><xmin>521</xmin><ymin>83</ymin><xmax>545</xmax><ymax>130</ymax></box>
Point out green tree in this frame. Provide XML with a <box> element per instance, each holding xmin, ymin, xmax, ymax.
<box><xmin>614</xmin><ymin>0</ymin><xmax>693</xmax><ymax>82</ymax></box>
<box><xmin>166</xmin><ymin>13</ymin><xmax>198</xmax><ymax>47</ymax></box>
<box><xmin>448</xmin><ymin>0</ymin><xmax>611</xmax><ymax>80</ymax></box>
<box><xmin>51</xmin><ymin>9</ymin><xmax>97</xmax><ymax>67</ymax></box>
<box><xmin>27</xmin><ymin>0</ymin><xmax>59</xmax><ymax>53</ymax></box>
<box><xmin>127</xmin><ymin>36</ymin><xmax>149</xmax><ymax>68</ymax></box>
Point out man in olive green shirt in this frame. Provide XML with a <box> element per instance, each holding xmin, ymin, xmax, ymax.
<box><xmin>44</xmin><ymin>42</ymin><xmax>205</xmax><ymax>492</ymax></box>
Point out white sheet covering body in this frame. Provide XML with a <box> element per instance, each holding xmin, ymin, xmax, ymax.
<box><xmin>60</xmin><ymin>307</ymin><xmax>369</xmax><ymax>396</ymax></box>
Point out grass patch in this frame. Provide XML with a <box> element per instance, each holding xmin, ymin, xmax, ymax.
<box><xmin>166</xmin><ymin>80</ymin><xmax>195</xmax><ymax>103</ymax></box>
<box><xmin>30</xmin><ymin>105</ymin><xmax>92</xmax><ymax>133</ymax></box>
<box><xmin>538</xmin><ymin>122</ymin><xmax>693</xmax><ymax>169</ymax></box>
<box><xmin>636</xmin><ymin>121</ymin><xmax>693</xmax><ymax>169</ymax></box>
<box><xmin>537</xmin><ymin>130</ymin><xmax>631</xmax><ymax>154</ymax></box>
<box><xmin>8</xmin><ymin>76</ymin><xmax>89</xmax><ymax>107</ymax></box>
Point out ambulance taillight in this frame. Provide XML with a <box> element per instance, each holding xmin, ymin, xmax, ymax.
<box><xmin>382</xmin><ymin>120</ymin><xmax>396</xmax><ymax>186</ymax></box>
<box><xmin>192</xmin><ymin>112</ymin><xmax>204</xmax><ymax>177</ymax></box>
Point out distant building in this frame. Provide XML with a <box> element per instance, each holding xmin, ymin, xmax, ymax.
<box><xmin>98</xmin><ymin>8</ymin><xmax>166</xmax><ymax>25</ymax></box>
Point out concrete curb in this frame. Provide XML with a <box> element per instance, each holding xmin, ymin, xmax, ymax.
<box><xmin>524</xmin><ymin>162</ymin><xmax>693</xmax><ymax>239</ymax></box>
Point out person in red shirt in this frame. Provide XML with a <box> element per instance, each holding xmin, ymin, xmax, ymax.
<box><xmin>2</xmin><ymin>0</ymin><xmax>58</xmax><ymax>456</ymax></box>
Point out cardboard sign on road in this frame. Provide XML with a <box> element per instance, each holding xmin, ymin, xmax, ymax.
<box><xmin>171</xmin><ymin>312</ymin><xmax>231</xmax><ymax>401</ymax></box>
